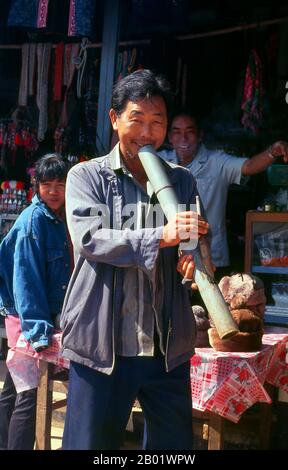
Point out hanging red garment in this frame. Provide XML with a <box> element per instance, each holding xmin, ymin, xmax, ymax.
<box><xmin>53</xmin><ymin>42</ymin><xmax>64</xmax><ymax>101</ymax></box>
<box><xmin>241</xmin><ymin>49</ymin><xmax>264</xmax><ymax>135</ymax></box>
<box><xmin>54</xmin><ymin>43</ymin><xmax>80</xmax><ymax>153</ymax></box>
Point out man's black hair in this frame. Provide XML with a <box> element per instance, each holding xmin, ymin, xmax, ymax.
<box><xmin>34</xmin><ymin>153</ymin><xmax>68</xmax><ymax>184</ymax></box>
<box><xmin>111</xmin><ymin>69</ymin><xmax>173</xmax><ymax>116</ymax></box>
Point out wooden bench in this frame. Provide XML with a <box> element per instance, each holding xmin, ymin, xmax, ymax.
<box><xmin>0</xmin><ymin>328</ymin><xmax>68</xmax><ymax>450</ymax></box>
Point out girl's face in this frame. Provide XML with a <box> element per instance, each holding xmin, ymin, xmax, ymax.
<box><xmin>38</xmin><ymin>179</ymin><xmax>66</xmax><ymax>214</ymax></box>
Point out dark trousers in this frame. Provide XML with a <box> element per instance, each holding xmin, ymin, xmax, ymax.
<box><xmin>0</xmin><ymin>370</ymin><xmax>37</xmax><ymax>450</ymax></box>
<box><xmin>62</xmin><ymin>356</ymin><xmax>193</xmax><ymax>450</ymax></box>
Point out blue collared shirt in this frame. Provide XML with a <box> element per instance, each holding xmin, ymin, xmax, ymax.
<box><xmin>112</xmin><ymin>153</ymin><xmax>164</xmax><ymax>357</ymax></box>
<box><xmin>0</xmin><ymin>194</ymin><xmax>71</xmax><ymax>350</ymax></box>
<box><xmin>159</xmin><ymin>144</ymin><xmax>247</xmax><ymax>266</ymax></box>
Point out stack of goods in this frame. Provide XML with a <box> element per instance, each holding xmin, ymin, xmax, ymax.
<box><xmin>208</xmin><ymin>273</ymin><xmax>266</xmax><ymax>352</ymax></box>
<box><xmin>0</xmin><ymin>181</ymin><xmax>28</xmax><ymax>214</ymax></box>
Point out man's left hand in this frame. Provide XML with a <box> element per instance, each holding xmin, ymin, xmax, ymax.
<box><xmin>177</xmin><ymin>253</ymin><xmax>197</xmax><ymax>289</ymax></box>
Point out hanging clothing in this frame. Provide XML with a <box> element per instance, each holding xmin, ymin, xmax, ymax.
<box><xmin>8</xmin><ymin>0</ymin><xmax>39</xmax><ymax>29</ymax></box>
<box><xmin>53</xmin><ymin>42</ymin><xmax>64</xmax><ymax>101</ymax></box>
<box><xmin>73</xmin><ymin>0</ymin><xmax>97</xmax><ymax>37</ymax></box>
<box><xmin>241</xmin><ymin>49</ymin><xmax>264</xmax><ymax>135</ymax></box>
<box><xmin>18</xmin><ymin>44</ymin><xmax>36</xmax><ymax>107</ymax></box>
<box><xmin>54</xmin><ymin>43</ymin><xmax>80</xmax><ymax>152</ymax></box>
<box><xmin>8</xmin><ymin>0</ymin><xmax>49</xmax><ymax>29</ymax></box>
<box><xmin>8</xmin><ymin>0</ymin><xmax>96</xmax><ymax>37</ymax></box>
<box><xmin>37</xmin><ymin>0</ymin><xmax>49</xmax><ymax>28</ymax></box>
<box><xmin>61</xmin><ymin>42</ymin><xmax>80</xmax><ymax>120</ymax></box>
<box><xmin>18</xmin><ymin>44</ymin><xmax>29</xmax><ymax>107</ymax></box>
<box><xmin>68</xmin><ymin>0</ymin><xmax>76</xmax><ymax>36</ymax></box>
<box><xmin>36</xmin><ymin>43</ymin><xmax>52</xmax><ymax>141</ymax></box>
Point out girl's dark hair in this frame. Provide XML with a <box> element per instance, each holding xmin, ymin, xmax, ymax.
<box><xmin>111</xmin><ymin>69</ymin><xmax>172</xmax><ymax>116</ymax></box>
<box><xmin>34</xmin><ymin>153</ymin><xmax>68</xmax><ymax>184</ymax></box>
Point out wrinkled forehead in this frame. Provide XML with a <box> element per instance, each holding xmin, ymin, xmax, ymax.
<box><xmin>122</xmin><ymin>95</ymin><xmax>167</xmax><ymax>114</ymax></box>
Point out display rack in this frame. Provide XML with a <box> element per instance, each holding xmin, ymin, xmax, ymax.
<box><xmin>0</xmin><ymin>213</ymin><xmax>18</xmax><ymax>242</ymax></box>
<box><xmin>245</xmin><ymin>211</ymin><xmax>288</xmax><ymax>325</ymax></box>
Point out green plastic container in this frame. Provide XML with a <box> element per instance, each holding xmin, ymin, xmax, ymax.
<box><xmin>267</xmin><ymin>165</ymin><xmax>288</xmax><ymax>186</ymax></box>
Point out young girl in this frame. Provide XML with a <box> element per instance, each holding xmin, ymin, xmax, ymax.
<box><xmin>0</xmin><ymin>154</ymin><xmax>72</xmax><ymax>450</ymax></box>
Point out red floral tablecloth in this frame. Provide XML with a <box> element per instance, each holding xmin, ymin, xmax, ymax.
<box><xmin>191</xmin><ymin>327</ymin><xmax>288</xmax><ymax>423</ymax></box>
<box><xmin>13</xmin><ymin>327</ymin><xmax>288</xmax><ymax>422</ymax></box>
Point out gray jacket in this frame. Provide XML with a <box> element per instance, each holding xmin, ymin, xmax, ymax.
<box><xmin>61</xmin><ymin>145</ymin><xmax>199</xmax><ymax>374</ymax></box>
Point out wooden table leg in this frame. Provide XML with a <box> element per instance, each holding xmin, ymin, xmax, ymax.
<box><xmin>35</xmin><ymin>361</ymin><xmax>53</xmax><ymax>450</ymax></box>
<box><xmin>257</xmin><ymin>383</ymin><xmax>276</xmax><ymax>449</ymax></box>
<box><xmin>257</xmin><ymin>402</ymin><xmax>273</xmax><ymax>449</ymax></box>
<box><xmin>208</xmin><ymin>412</ymin><xmax>224</xmax><ymax>450</ymax></box>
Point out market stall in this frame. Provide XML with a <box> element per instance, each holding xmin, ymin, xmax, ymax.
<box><xmin>1</xmin><ymin>0</ymin><xmax>288</xmax><ymax>451</ymax></box>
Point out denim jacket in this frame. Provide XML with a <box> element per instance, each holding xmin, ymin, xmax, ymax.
<box><xmin>0</xmin><ymin>194</ymin><xmax>71</xmax><ymax>350</ymax></box>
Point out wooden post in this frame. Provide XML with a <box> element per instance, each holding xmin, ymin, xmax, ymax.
<box><xmin>35</xmin><ymin>361</ymin><xmax>53</xmax><ymax>450</ymax></box>
<box><xmin>208</xmin><ymin>412</ymin><xmax>224</xmax><ymax>450</ymax></box>
<box><xmin>257</xmin><ymin>383</ymin><xmax>277</xmax><ymax>449</ymax></box>
<box><xmin>96</xmin><ymin>0</ymin><xmax>121</xmax><ymax>155</ymax></box>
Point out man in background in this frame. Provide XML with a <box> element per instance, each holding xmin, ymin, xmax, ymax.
<box><xmin>159</xmin><ymin>110</ymin><xmax>288</xmax><ymax>278</ymax></box>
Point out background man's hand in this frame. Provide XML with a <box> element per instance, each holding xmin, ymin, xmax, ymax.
<box><xmin>268</xmin><ymin>141</ymin><xmax>288</xmax><ymax>162</ymax></box>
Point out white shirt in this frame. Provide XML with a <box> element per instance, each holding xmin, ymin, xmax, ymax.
<box><xmin>158</xmin><ymin>144</ymin><xmax>247</xmax><ymax>267</ymax></box>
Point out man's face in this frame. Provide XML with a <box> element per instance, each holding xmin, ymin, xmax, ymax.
<box><xmin>168</xmin><ymin>115</ymin><xmax>202</xmax><ymax>164</ymax></box>
<box><xmin>109</xmin><ymin>96</ymin><xmax>167</xmax><ymax>160</ymax></box>
<box><xmin>39</xmin><ymin>179</ymin><xmax>66</xmax><ymax>214</ymax></box>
